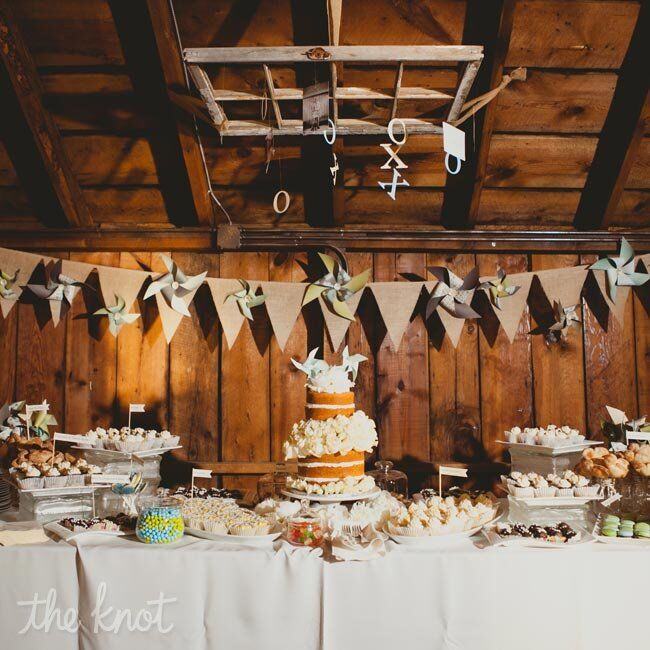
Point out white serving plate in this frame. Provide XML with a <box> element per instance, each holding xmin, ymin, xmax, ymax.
<box><xmin>1</xmin><ymin>476</ymin><xmax>106</xmax><ymax>497</ymax></box>
<box><xmin>71</xmin><ymin>445</ymin><xmax>182</xmax><ymax>460</ymax></box>
<box><xmin>185</xmin><ymin>527</ymin><xmax>281</xmax><ymax>545</ymax></box>
<box><xmin>482</xmin><ymin>524</ymin><xmax>594</xmax><ymax>549</ymax></box>
<box><xmin>507</xmin><ymin>494</ymin><xmax>602</xmax><ymax>507</ymax></box>
<box><xmin>496</xmin><ymin>440</ymin><xmax>602</xmax><ymax>456</ymax></box>
<box><xmin>592</xmin><ymin>516</ymin><xmax>650</xmax><ymax>546</ymax></box>
<box><xmin>280</xmin><ymin>486</ymin><xmax>381</xmax><ymax>503</ymax></box>
<box><xmin>44</xmin><ymin>521</ymin><xmax>127</xmax><ymax>543</ymax></box>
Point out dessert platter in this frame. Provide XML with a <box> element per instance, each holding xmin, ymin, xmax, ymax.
<box><xmin>44</xmin><ymin>513</ymin><xmax>137</xmax><ymax>542</ymax></box>
<box><xmin>281</xmin><ymin>348</ymin><xmax>380</xmax><ymax>503</ymax></box>
<box><xmin>497</xmin><ymin>425</ymin><xmax>602</xmax><ymax>456</ymax></box>
<box><xmin>482</xmin><ymin>521</ymin><xmax>594</xmax><ymax>548</ymax></box>
<box><xmin>501</xmin><ymin>471</ymin><xmax>602</xmax><ymax>506</ymax></box>
<box><xmin>592</xmin><ymin>514</ymin><xmax>650</xmax><ymax>545</ymax></box>
<box><xmin>73</xmin><ymin>426</ymin><xmax>182</xmax><ymax>460</ymax></box>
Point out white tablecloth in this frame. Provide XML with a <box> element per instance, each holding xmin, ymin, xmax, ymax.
<box><xmin>1</xmin><ymin>532</ymin><xmax>649</xmax><ymax>650</ymax></box>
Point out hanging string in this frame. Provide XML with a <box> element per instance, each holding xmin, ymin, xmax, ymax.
<box><xmin>168</xmin><ymin>0</ymin><xmax>233</xmax><ymax>226</ymax></box>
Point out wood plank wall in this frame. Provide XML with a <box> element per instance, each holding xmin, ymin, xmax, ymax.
<box><xmin>0</xmin><ymin>250</ymin><xmax>647</xmax><ymax>491</ymax></box>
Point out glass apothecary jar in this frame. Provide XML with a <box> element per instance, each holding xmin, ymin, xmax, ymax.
<box><xmin>257</xmin><ymin>463</ymin><xmax>291</xmax><ymax>502</ymax></box>
<box><xmin>286</xmin><ymin>515</ymin><xmax>324</xmax><ymax>547</ymax></box>
<box><xmin>135</xmin><ymin>496</ymin><xmax>184</xmax><ymax>544</ymax></box>
<box><xmin>367</xmin><ymin>460</ymin><xmax>408</xmax><ymax>498</ymax></box>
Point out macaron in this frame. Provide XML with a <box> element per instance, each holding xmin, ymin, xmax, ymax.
<box><xmin>620</xmin><ymin>519</ymin><xmax>635</xmax><ymax>527</ymax></box>
<box><xmin>601</xmin><ymin>527</ymin><xmax>618</xmax><ymax>537</ymax></box>
<box><xmin>618</xmin><ymin>528</ymin><xmax>634</xmax><ymax>538</ymax></box>
<box><xmin>604</xmin><ymin>515</ymin><xmax>620</xmax><ymax>525</ymax></box>
<box><xmin>634</xmin><ymin>522</ymin><xmax>650</xmax><ymax>531</ymax></box>
<box><xmin>635</xmin><ymin>529</ymin><xmax>650</xmax><ymax>539</ymax></box>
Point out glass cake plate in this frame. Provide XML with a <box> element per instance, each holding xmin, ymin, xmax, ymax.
<box><xmin>280</xmin><ymin>486</ymin><xmax>381</xmax><ymax>503</ymax></box>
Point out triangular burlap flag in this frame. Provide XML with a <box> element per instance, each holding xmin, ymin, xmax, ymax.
<box><xmin>207</xmin><ymin>278</ymin><xmax>254</xmax><ymax>349</ymax></box>
<box><xmin>154</xmin><ymin>289</ymin><xmax>200</xmax><ymax>344</ymax></box>
<box><xmin>319</xmin><ymin>291</ymin><xmax>364</xmax><ymax>352</ymax></box>
<box><xmin>436</xmin><ymin>306</ymin><xmax>468</xmax><ymax>348</ymax></box>
<box><xmin>97</xmin><ymin>265</ymin><xmax>148</xmax><ymax>314</ymax></box>
<box><xmin>0</xmin><ymin>247</ymin><xmax>43</xmax><ymax>318</ymax></box>
<box><xmin>260</xmin><ymin>281</ymin><xmax>305</xmax><ymax>352</ymax></box>
<box><xmin>594</xmin><ymin>271</ymin><xmax>631</xmax><ymax>327</ymax></box>
<box><xmin>61</xmin><ymin>259</ymin><xmax>93</xmax><ymax>284</ymax></box>
<box><xmin>370</xmin><ymin>282</ymin><xmax>423</xmax><ymax>350</ymax></box>
<box><xmin>640</xmin><ymin>254</ymin><xmax>650</xmax><ymax>271</ymax></box>
<box><xmin>483</xmin><ymin>271</ymin><xmax>534</xmax><ymax>343</ymax></box>
<box><xmin>536</xmin><ymin>265</ymin><xmax>588</xmax><ymax>309</ymax></box>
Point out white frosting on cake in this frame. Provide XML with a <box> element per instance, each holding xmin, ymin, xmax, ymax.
<box><xmin>287</xmin><ymin>475</ymin><xmax>376</xmax><ymax>495</ymax></box>
<box><xmin>306</xmin><ymin>366</ymin><xmax>354</xmax><ymax>393</ymax></box>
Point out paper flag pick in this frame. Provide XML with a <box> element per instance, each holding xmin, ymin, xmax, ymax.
<box><xmin>260</xmin><ymin>281</ymin><xmax>305</xmax><ymax>352</ymax></box>
<box><xmin>594</xmin><ymin>271</ymin><xmax>631</xmax><ymax>327</ymax></box>
<box><xmin>19</xmin><ymin>402</ymin><xmax>57</xmax><ymax>440</ymax></box>
<box><xmin>94</xmin><ymin>294</ymin><xmax>141</xmax><ymax>337</ymax></box>
<box><xmin>302</xmin><ymin>253</ymin><xmax>370</xmax><ymax>321</ymax></box>
<box><xmin>97</xmin><ymin>265</ymin><xmax>147</xmax><ymax>316</ymax></box>
<box><xmin>482</xmin><ymin>271</ymin><xmax>534</xmax><ymax>343</ymax></box>
<box><xmin>207</xmin><ymin>278</ymin><xmax>252</xmax><ymax>349</ymax></box>
<box><xmin>319</xmin><ymin>290</ymin><xmax>363</xmax><ymax>352</ymax></box>
<box><xmin>225</xmin><ymin>279</ymin><xmax>266</xmax><ymax>320</ymax></box>
<box><xmin>426</xmin><ymin>266</ymin><xmax>481</xmax><ymax>320</ymax></box>
<box><xmin>589</xmin><ymin>238</ymin><xmax>650</xmax><ymax>303</ymax></box>
<box><xmin>0</xmin><ymin>248</ymin><xmax>43</xmax><ymax>318</ymax></box>
<box><xmin>370</xmin><ymin>282</ymin><xmax>423</xmax><ymax>350</ymax></box>
<box><xmin>535</xmin><ymin>266</ymin><xmax>588</xmax><ymax>310</ymax></box>
<box><xmin>143</xmin><ymin>254</ymin><xmax>207</xmax><ymax>317</ymax></box>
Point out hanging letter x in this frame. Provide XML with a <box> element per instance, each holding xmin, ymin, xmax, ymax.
<box><xmin>379</xmin><ymin>143</ymin><xmax>407</xmax><ymax>170</ymax></box>
<box><xmin>378</xmin><ymin>168</ymin><xmax>410</xmax><ymax>200</ymax></box>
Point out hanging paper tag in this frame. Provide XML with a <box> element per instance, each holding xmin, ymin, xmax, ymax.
<box><xmin>442</xmin><ymin>122</ymin><xmax>465</xmax><ymax>161</ymax></box>
<box><xmin>53</xmin><ymin>432</ymin><xmax>83</xmax><ymax>444</ymax></box>
<box><xmin>627</xmin><ymin>431</ymin><xmax>650</xmax><ymax>443</ymax></box>
<box><xmin>91</xmin><ymin>474</ymin><xmax>130</xmax><ymax>485</ymax></box>
<box><xmin>192</xmin><ymin>468</ymin><xmax>213</xmax><ymax>479</ymax></box>
<box><xmin>129</xmin><ymin>403</ymin><xmax>145</xmax><ymax>414</ymax></box>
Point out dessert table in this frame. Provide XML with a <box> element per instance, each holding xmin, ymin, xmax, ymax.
<box><xmin>1</xmin><ymin>525</ymin><xmax>649</xmax><ymax>650</ymax></box>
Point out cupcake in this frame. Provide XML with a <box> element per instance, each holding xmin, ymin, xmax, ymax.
<box><xmin>159</xmin><ymin>431</ymin><xmax>180</xmax><ymax>448</ymax></box>
<box><xmin>145</xmin><ymin>430</ymin><xmax>163</xmax><ymax>450</ymax></box>
<box><xmin>43</xmin><ymin>466</ymin><xmax>67</xmax><ymax>489</ymax></box>
<box><xmin>17</xmin><ymin>466</ymin><xmax>44</xmax><ymax>490</ymax></box>
<box><xmin>204</xmin><ymin>518</ymin><xmax>229</xmax><ymax>535</ymax></box>
<box><xmin>63</xmin><ymin>466</ymin><xmax>84</xmax><ymax>487</ymax></box>
<box><xmin>229</xmin><ymin>520</ymin><xmax>270</xmax><ymax>536</ymax></box>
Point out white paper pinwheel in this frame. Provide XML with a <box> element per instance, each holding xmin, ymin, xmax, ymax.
<box><xmin>302</xmin><ymin>253</ymin><xmax>370</xmax><ymax>321</ymax></box>
<box><xmin>27</xmin><ymin>260</ymin><xmax>87</xmax><ymax>305</ymax></box>
<box><xmin>426</xmin><ymin>266</ymin><xmax>481</xmax><ymax>320</ymax></box>
<box><xmin>531</xmin><ymin>301</ymin><xmax>580</xmax><ymax>343</ymax></box>
<box><xmin>143</xmin><ymin>254</ymin><xmax>207</xmax><ymax>317</ymax></box>
<box><xmin>225</xmin><ymin>280</ymin><xmax>266</xmax><ymax>320</ymax></box>
<box><xmin>0</xmin><ymin>268</ymin><xmax>19</xmax><ymax>300</ymax></box>
<box><xmin>342</xmin><ymin>346</ymin><xmax>367</xmax><ymax>381</ymax></box>
<box><xmin>479</xmin><ymin>267</ymin><xmax>520</xmax><ymax>310</ymax></box>
<box><xmin>94</xmin><ymin>294</ymin><xmax>140</xmax><ymax>337</ymax></box>
<box><xmin>589</xmin><ymin>237</ymin><xmax>650</xmax><ymax>303</ymax></box>
<box><xmin>291</xmin><ymin>348</ymin><xmax>329</xmax><ymax>378</ymax></box>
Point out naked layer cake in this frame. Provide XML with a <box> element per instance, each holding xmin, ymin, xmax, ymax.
<box><xmin>283</xmin><ymin>348</ymin><xmax>378</xmax><ymax>495</ymax></box>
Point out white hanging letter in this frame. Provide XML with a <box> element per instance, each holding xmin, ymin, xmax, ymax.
<box><xmin>445</xmin><ymin>153</ymin><xmax>462</xmax><ymax>175</ymax></box>
<box><xmin>323</xmin><ymin>118</ymin><xmax>336</xmax><ymax>145</ymax></box>
<box><xmin>273</xmin><ymin>190</ymin><xmax>291</xmax><ymax>214</ymax></box>
<box><xmin>387</xmin><ymin>118</ymin><xmax>408</xmax><ymax>146</ymax></box>
<box><xmin>378</xmin><ymin>168</ymin><xmax>410</xmax><ymax>200</ymax></box>
<box><xmin>379</xmin><ymin>143</ymin><xmax>408</xmax><ymax>170</ymax></box>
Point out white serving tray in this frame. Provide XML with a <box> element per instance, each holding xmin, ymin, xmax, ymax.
<box><xmin>507</xmin><ymin>494</ymin><xmax>602</xmax><ymax>507</ymax></box>
<box><xmin>71</xmin><ymin>445</ymin><xmax>182</xmax><ymax>460</ymax></box>
<box><xmin>280</xmin><ymin>486</ymin><xmax>381</xmax><ymax>503</ymax></box>
<box><xmin>592</xmin><ymin>516</ymin><xmax>650</xmax><ymax>546</ymax></box>
<box><xmin>482</xmin><ymin>524</ymin><xmax>594</xmax><ymax>549</ymax></box>
<box><xmin>185</xmin><ymin>527</ymin><xmax>281</xmax><ymax>546</ymax></box>
<box><xmin>1</xmin><ymin>476</ymin><xmax>106</xmax><ymax>497</ymax></box>
<box><xmin>44</xmin><ymin>521</ymin><xmax>127</xmax><ymax>543</ymax></box>
<box><xmin>496</xmin><ymin>440</ymin><xmax>602</xmax><ymax>456</ymax></box>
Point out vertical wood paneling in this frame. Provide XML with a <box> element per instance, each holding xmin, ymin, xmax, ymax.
<box><xmin>169</xmin><ymin>253</ymin><xmax>220</xmax><ymax>464</ymax></box>
<box><xmin>530</xmin><ymin>254</ymin><xmax>587</xmax><ymax>432</ymax></box>
<box><xmin>65</xmin><ymin>252</ymin><xmax>118</xmax><ymax>434</ymax></box>
<box><xmin>116</xmin><ymin>252</ymin><xmax>169</xmax><ymax>429</ymax></box>
<box><xmin>0</xmin><ymin>301</ymin><xmax>17</xmax><ymax>405</ymax></box>
<box><xmin>633</xmin><ymin>276</ymin><xmax>649</xmax><ymax>417</ymax></box>
<box><xmin>220</xmin><ymin>252</ymin><xmax>270</xmax><ymax>491</ymax></box>
<box><xmin>427</xmin><ymin>253</ymin><xmax>481</xmax><ymax>465</ymax></box>
<box><xmin>581</xmin><ymin>255</ymin><xmax>638</xmax><ymax>435</ymax></box>
<box><xmin>478</xmin><ymin>254</ymin><xmax>533</xmax><ymax>460</ymax></box>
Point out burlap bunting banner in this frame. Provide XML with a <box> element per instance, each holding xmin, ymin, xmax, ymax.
<box><xmin>43</xmin><ymin>259</ymin><xmax>93</xmax><ymax>327</ymax></box>
<box><xmin>319</xmin><ymin>291</ymin><xmax>364</xmax><ymax>352</ymax></box>
<box><xmin>424</xmin><ymin>280</ymin><xmax>472</xmax><ymax>348</ymax></box>
<box><xmin>483</xmin><ymin>271</ymin><xmax>534</xmax><ymax>343</ymax></box>
<box><xmin>594</xmin><ymin>271</ymin><xmax>631</xmax><ymax>327</ymax></box>
<box><xmin>206</xmin><ymin>278</ymin><xmax>254</xmax><ymax>349</ymax></box>
<box><xmin>260</xmin><ymin>281</ymin><xmax>306</xmax><ymax>352</ymax></box>
<box><xmin>0</xmin><ymin>247</ymin><xmax>43</xmax><ymax>318</ymax></box>
<box><xmin>535</xmin><ymin>265</ymin><xmax>588</xmax><ymax>309</ymax></box>
<box><xmin>641</xmin><ymin>254</ymin><xmax>650</xmax><ymax>271</ymax></box>
<box><xmin>370</xmin><ymin>282</ymin><xmax>423</xmax><ymax>351</ymax></box>
<box><xmin>97</xmin><ymin>265</ymin><xmax>148</xmax><ymax>315</ymax></box>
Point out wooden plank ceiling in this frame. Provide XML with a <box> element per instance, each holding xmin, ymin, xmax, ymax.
<box><xmin>0</xmin><ymin>0</ymin><xmax>648</xmax><ymax>243</ymax></box>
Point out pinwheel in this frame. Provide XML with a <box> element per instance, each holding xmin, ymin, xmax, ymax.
<box><xmin>302</xmin><ymin>253</ymin><xmax>370</xmax><ymax>321</ymax></box>
<box><xmin>27</xmin><ymin>260</ymin><xmax>87</xmax><ymax>306</ymax></box>
<box><xmin>225</xmin><ymin>280</ymin><xmax>266</xmax><ymax>320</ymax></box>
<box><xmin>143</xmin><ymin>254</ymin><xmax>207</xmax><ymax>317</ymax></box>
<box><xmin>93</xmin><ymin>294</ymin><xmax>140</xmax><ymax>337</ymax></box>
<box><xmin>18</xmin><ymin>402</ymin><xmax>57</xmax><ymax>440</ymax></box>
<box><xmin>291</xmin><ymin>348</ymin><xmax>329</xmax><ymax>379</ymax></box>
<box><xmin>0</xmin><ymin>268</ymin><xmax>19</xmax><ymax>300</ymax></box>
<box><xmin>479</xmin><ymin>267</ymin><xmax>520</xmax><ymax>310</ymax></box>
<box><xmin>425</xmin><ymin>266</ymin><xmax>481</xmax><ymax>320</ymax></box>
<box><xmin>531</xmin><ymin>301</ymin><xmax>580</xmax><ymax>343</ymax></box>
<box><xmin>342</xmin><ymin>346</ymin><xmax>367</xmax><ymax>381</ymax></box>
<box><xmin>589</xmin><ymin>237</ymin><xmax>649</xmax><ymax>303</ymax></box>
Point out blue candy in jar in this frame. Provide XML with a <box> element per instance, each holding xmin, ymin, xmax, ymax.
<box><xmin>136</xmin><ymin>497</ymin><xmax>184</xmax><ymax>544</ymax></box>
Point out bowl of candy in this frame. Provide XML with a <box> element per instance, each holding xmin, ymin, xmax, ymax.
<box><xmin>136</xmin><ymin>496</ymin><xmax>184</xmax><ymax>544</ymax></box>
<box><xmin>286</xmin><ymin>515</ymin><xmax>324</xmax><ymax>547</ymax></box>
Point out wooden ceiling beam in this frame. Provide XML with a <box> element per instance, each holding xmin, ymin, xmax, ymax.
<box><xmin>0</xmin><ymin>0</ymin><xmax>92</xmax><ymax>228</ymax></box>
<box><xmin>573</xmin><ymin>2</ymin><xmax>649</xmax><ymax>230</ymax></box>
<box><xmin>108</xmin><ymin>0</ymin><xmax>213</xmax><ymax>226</ymax></box>
<box><xmin>441</xmin><ymin>0</ymin><xmax>517</xmax><ymax>229</ymax></box>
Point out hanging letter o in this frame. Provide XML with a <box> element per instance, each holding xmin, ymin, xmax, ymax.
<box><xmin>445</xmin><ymin>152</ymin><xmax>462</xmax><ymax>175</ymax></box>
<box><xmin>273</xmin><ymin>190</ymin><xmax>291</xmax><ymax>214</ymax></box>
<box><xmin>387</xmin><ymin>118</ymin><xmax>408</xmax><ymax>146</ymax></box>
<box><xmin>323</xmin><ymin>118</ymin><xmax>336</xmax><ymax>145</ymax></box>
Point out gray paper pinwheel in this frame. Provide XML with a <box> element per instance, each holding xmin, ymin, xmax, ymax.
<box><xmin>225</xmin><ymin>280</ymin><xmax>266</xmax><ymax>320</ymax></box>
<box><xmin>143</xmin><ymin>255</ymin><xmax>207</xmax><ymax>317</ymax></box>
<box><xmin>589</xmin><ymin>237</ymin><xmax>649</xmax><ymax>302</ymax></box>
<box><xmin>0</xmin><ymin>268</ymin><xmax>19</xmax><ymax>300</ymax></box>
<box><xmin>27</xmin><ymin>260</ymin><xmax>87</xmax><ymax>305</ymax></box>
<box><xmin>531</xmin><ymin>300</ymin><xmax>580</xmax><ymax>343</ymax></box>
<box><xmin>94</xmin><ymin>294</ymin><xmax>140</xmax><ymax>337</ymax></box>
<box><xmin>479</xmin><ymin>267</ymin><xmax>520</xmax><ymax>310</ymax></box>
<box><xmin>426</xmin><ymin>266</ymin><xmax>481</xmax><ymax>320</ymax></box>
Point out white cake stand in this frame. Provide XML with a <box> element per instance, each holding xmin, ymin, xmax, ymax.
<box><xmin>280</xmin><ymin>486</ymin><xmax>381</xmax><ymax>504</ymax></box>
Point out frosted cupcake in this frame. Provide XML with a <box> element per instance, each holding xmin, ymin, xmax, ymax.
<box><xmin>17</xmin><ymin>465</ymin><xmax>44</xmax><ymax>490</ymax></box>
<box><xmin>43</xmin><ymin>466</ymin><xmax>67</xmax><ymax>489</ymax></box>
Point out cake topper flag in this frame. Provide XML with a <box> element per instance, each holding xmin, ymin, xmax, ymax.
<box><xmin>370</xmin><ymin>281</ymin><xmax>424</xmax><ymax>351</ymax></box>
<box><xmin>0</xmin><ymin>248</ymin><xmax>43</xmax><ymax>318</ymax></box>
<box><xmin>260</xmin><ymin>281</ymin><xmax>306</xmax><ymax>352</ymax></box>
<box><xmin>302</xmin><ymin>253</ymin><xmax>370</xmax><ymax>321</ymax></box>
<box><xmin>93</xmin><ymin>294</ymin><xmax>140</xmax><ymax>337</ymax></box>
<box><xmin>225</xmin><ymin>280</ymin><xmax>266</xmax><ymax>320</ymax></box>
<box><xmin>588</xmin><ymin>238</ymin><xmax>649</xmax><ymax>303</ymax></box>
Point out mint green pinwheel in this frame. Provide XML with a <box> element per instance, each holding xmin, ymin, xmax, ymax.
<box><xmin>302</xmin><ymin>253</ymin><xmax>370</xmax><ymax>321</ymax></box>
<box><xmin>342</xmin><ymin>346</ymin><xmax>367</xmax><ymax>381</ymax></box>
<box><xmin>94</xmin><ymin>294</ymin><xmax>140</xmax><ymax>337</ymax></box>
<box><xmin>0</xmin><ymin>268</ymin><xmax>19</xmax><ymax>300</ymax></box>
<box><xmin>291</xmin><ymin>348</ymin><xmax>329</xmax><ymax>379</ymax></box>
<box><xmin>589</xmin><ymin>237</ymin><xmax>649</xmax><ymax>303</ymax></box>
<box><xmin>225</xmin><ymin>279</ymin><xmax>266</xmax><ymax>320</ymax></box>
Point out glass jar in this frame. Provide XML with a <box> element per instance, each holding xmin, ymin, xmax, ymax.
<box><xmin>135</xmin><ymin>496</ymin><xmax>184</xmax><ymax>544</ymax></box>
<box><xmin>367</xmin><ymin>460</ymin><xmax>408</xmax><ymax>498</ymax></box>
<box><xmin>286</xmin><ymin>515</ymin><xmax>324</xmax><ymax>547</ymax></box>
<box><xmin>257</xmin><ymin>463</ymin><xmax>291</xmax><ymax>502</ymax></box>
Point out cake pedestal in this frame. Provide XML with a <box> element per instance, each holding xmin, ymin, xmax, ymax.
<box><xmin>280</xmin><ymin>486</ymin><xmax>381</xmax><ymax>504</ymax></box>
